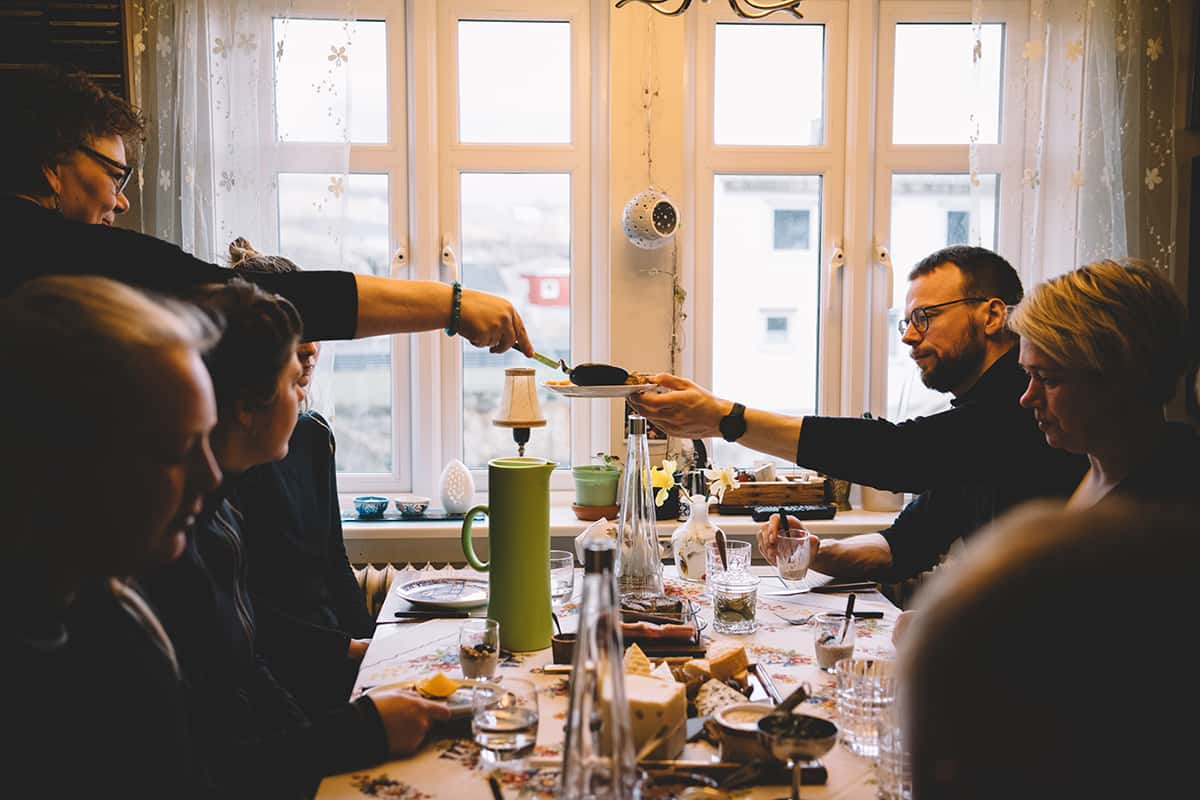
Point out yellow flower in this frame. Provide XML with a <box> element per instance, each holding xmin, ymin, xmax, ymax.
<box><xmin>650</xmin><ymin>459</ymin><xmax>678</xmax><ymax>507</ymax></box>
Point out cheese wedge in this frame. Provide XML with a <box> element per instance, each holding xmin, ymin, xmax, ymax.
<box><xmin>625</xmin><ymin>673</ymin><xmax>687</xmax><ymax>760</ymax></box>
<box><xmin>695</xmin><ymin>678</ymin><xmax>749</xmax><ymax>716</ymax></box>
<box><xmin>683</xmin><ymin>658</ymin><xmax>712</xmax><ymax>682</ymax></box>
<box><xmin>708</xmin><ymin>642</ymin><xmax>749</xmax><ymax>681</ymax></box>
<box><xmin>623</xmin><ymin>642</ymin><xmax>652</xmax><ymax>676</ymax></box>
<box><xmin>650</xmin><ymin>661</ymin><xmax>676</xmax><ymax>683</ymax></box>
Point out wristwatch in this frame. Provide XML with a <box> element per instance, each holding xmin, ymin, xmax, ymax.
<box><xmin>719</xmin><ymin>402</ymin><xmax>747</xmax><ymax>443</ymax></box>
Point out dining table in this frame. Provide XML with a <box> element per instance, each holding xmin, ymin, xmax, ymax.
<box><xmin>315</xmin><ymin>564</ymin><xmax>901</xmax><ymax>799</ymax></box>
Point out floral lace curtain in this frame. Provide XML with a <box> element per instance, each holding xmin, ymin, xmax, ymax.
<box><xmin>969</xmin><ymin>0</ymin><xmax>1178</xmax><ymax>286</ymax></box>
<box><xmin>128</xmin><ymin>0</ymin><xmax>356</xmax><ymax>264</ymax></box>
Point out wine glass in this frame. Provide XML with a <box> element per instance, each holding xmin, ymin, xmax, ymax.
<box><xmin>757</xmin><ymin>713</ymin><xmax>838</xmax><ymax>800</ymax></box>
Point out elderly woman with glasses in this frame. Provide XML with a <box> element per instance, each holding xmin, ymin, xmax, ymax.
<box><xmin>1</xmin><ymin>66</ymin><xmax>535</xmax><ymax>356</ymax></box>
<box><xmin>1010</xmin><ymin>258</ymin><xmax>1197</xmax><ymax>509</ymax></box>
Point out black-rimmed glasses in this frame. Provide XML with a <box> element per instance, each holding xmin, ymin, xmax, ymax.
<box><xmin>897</xmin><ymin>297</ymin><xmax>989</xmax><ymax>336</ymax></box>
<box><xmin>78</xmin><ymin>145</ymin><xmax>134</xmax><ymax>194</ymax></box>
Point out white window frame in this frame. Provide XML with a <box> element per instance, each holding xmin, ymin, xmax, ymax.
<box><xmin>688</xmin><ymin>1</ymin><xmax>849</xmax><ymax>419</ymax></box>
<box><xmin>868</xmin><ymin>0</ymin><xmax>1027</xmax><ymax>417</ymax></box>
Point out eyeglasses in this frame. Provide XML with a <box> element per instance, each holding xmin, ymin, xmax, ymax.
<box><xmin>897</xmin><ymin>297</ymin><xmax>989</xmax><ymax>336</ymax></box>
<box><xmin>78</xmin><ymin>145</ymin><xmax>134</xmax><ymax>194</ymax></box>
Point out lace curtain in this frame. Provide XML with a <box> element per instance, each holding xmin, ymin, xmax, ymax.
<box><xmin>968</xmin><ymin>0</ymin><xmax>1179</xmax><ymax>286</ymax></box>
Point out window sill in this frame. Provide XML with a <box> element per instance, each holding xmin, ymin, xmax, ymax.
<box><xmin>340</xmin><ymin>502</ymin><xmax>900</xmax><ymax>564</ymax></box>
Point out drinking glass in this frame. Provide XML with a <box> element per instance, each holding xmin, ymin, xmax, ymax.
<box><xmin>704</xmin><ymin>539</ymin><xmax>751</xmax><ymax>595</ymax></box>
<box><xmin>875</xmin><ymin>701</ymin><xmax>913</xmax><ymax>799</ymax></box>
<box><xmin>812</xmin><ymin>612</ymin><xmax>855</xmax><ymax>672</ymax></box>
<box><xmin>549</xmin><ymin>550</ymin><xmax>576</xmax><ymax>611</ymax></box>
<box><xmin>472</xmin><ymin>677</ymin><xmax>539</xmax><ymax>756</ymax></box>
<box><xmin>712</xmin><ymin>571</ymin><xmax>760</xmax><ymax>634</ymax></box>
<box><xmin>834</xmin><ymin>658</ymin><xmax>895</xmax><ymax>758</ymax></box>
<box><xmin>773</xmin><ymin>528</ymin><xmax>813</xmax><ymax>591</ymax></box>
<box><xmin>458</xmin><ymin>618</ymin><xmax>500</xmax><ymax>681</ymax></box>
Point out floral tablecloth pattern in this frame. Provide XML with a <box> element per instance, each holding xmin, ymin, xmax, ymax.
<box><xmin>316</xmin><ymin>565</ymin><xmax>899</xmax><ymax>799</ymax></box>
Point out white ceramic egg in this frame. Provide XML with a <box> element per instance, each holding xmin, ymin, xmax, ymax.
<box><xmin>438</xmin><ymin>458</ymin><xmax>475</xmax><ymax>514</ymax></box>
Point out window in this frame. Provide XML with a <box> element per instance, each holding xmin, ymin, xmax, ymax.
<box><xmin>773</xmin><ymin>209</ymin><xmax>811</xmax><ymax>250</ymax></box>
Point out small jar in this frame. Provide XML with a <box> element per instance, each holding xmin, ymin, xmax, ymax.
<box><xmin>712</xmin><ymin>571</ymin><xmax>759</xmax><ymax>635</ymax></box>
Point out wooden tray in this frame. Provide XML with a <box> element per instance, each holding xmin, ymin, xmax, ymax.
<box><xmin>718</xmin><ymin>477</ymin><xmax>831</xmax><ymax>506</ymax></box>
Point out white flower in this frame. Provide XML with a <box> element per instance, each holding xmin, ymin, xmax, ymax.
<box><xmin>156</xmin><ymin>33</ymin><xmax>172</xmax><ymax>58</ymax></box>
<box><xmin>158</xmin><ymin>169</ymin><xmax>171</xmax><ymax>191</ymax></box>
<box><xmin>132</xmin><ymin>32</ymin><xmax>146</xmax><ymax>56</ymax></box>
<box><xmin>1022</xmin><ymin>39</ymin><xmax>1044</xmax><ymax>61</ymax></box>
<box><xmin>212</xmin><ymin>37</ymin><xmax>228</xmax><ymax>57</ymax></box>
<box><xmin>703</xmin><ymin>466</ymin><xmax>740</xmax><ymax>503</ymax></box>
<box><xmin>1065</xmin><ymin>38</ymin><xmax>1084</xmax><ymax>63</ymax></box>
<box><xmin>1022</xmin><ymin>168</ymin><xmax>1040</xmax><ymax>188</ymax></box>
<box><xmin>1144</xmin><ymin>167</ymin><xmax>1163</xmax><ymax>191</ymax></box>
<box><xmin>328</xmin><ymin>176</ymin><xmax>345</xmax><ymax>198</ymax></box>
<box><xmin>328</xmin><ymin>44</ymin><xmax>348</xmax><ymax>65</ymax></box>
<box><xmin>237</xmin><ymin>32</ymin><xmax>257</xmax><ymax>51</ymax></box>
<box><xmin>1146</xmin><ymin>36</ymin><xmax>1163</xmax><ymax>62</ymax></box>
<box><xmin>219</xmin><ymin>171</ymin><xmax>235</xmax><ymax>191</ymax></box>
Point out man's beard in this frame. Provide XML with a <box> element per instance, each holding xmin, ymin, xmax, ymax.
<box><xmin>917</xmin><ymin>327</ymin><xmax>986</xmax><ymax>393</ymax></box>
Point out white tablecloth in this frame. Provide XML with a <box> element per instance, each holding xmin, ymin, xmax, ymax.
<box><xmin>316</xmin><ymin>565</ymin><xmax>899</xmax><ymax>799</ymax></box>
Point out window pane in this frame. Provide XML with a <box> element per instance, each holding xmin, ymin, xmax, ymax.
<box><xmin>460</xmin><ymin>173</ymin><xmax>571</xmax><ymax>468</ymax></box>
<box><xmin>886</xmin><ymin>173</ymin><xmax>998</xmax><ymax>422</ymax></box>
<box><xmin>275</xmin><ymin>18</ymin><xmax>387</xmax><ymax>143</ymax></box>
<box><xmin>458</xmin><ymin>21</ymin><xmax>570</xmax><ymax>144</ymax></box>
<box><xmin>893</xmin><ymin>23</ymin><xmax>1003</xmax><ymax>145</ymax></box>
<box><xmin>278</xmin><ymin>172</ymin><xmax>393</xmax><ymax>473</ymax></box>
<box><xmin>712</xmin><ymin>175</ymin><xmax>821</xmax><ymax>467</ymax></box>
<box><xmin>714</xmin><ymin>24</ymin><xmax>824</xmax><ymax>146</ymax></box>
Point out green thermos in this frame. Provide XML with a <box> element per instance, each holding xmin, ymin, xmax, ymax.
<box><xmin>461</xmin><ymin>457</ymin><xmax>557</xmax><ymax>652</ymax></box>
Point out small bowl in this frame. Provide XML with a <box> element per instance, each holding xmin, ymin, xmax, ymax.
<box><xmin>353</xmin><ymin>495</ymin><xmax>389</xmax><ymax>519</ymax></box>
<box><xmin>713</xmin><ymin>702</ymin><xmax>776</xmax><ymax>763</ymax></box>
<box><xmin>394</xmin><ymin>494</ymin><xmax>431</xmax><ymax>518</ymax></box>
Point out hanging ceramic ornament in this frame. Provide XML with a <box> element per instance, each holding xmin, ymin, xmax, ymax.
<box><xmin>438</xmin><ymin>458</ymin><xmax>475</xmax><ymax>514</ymax></box>
<box><xmin>622</xmin><ymin>186</ymin><xmax>679</xmax><ymax>249</ymax></box>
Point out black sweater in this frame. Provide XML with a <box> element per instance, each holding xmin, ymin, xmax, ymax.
<box><xmin>796</xmin><ymin>347</ymin><xmax>1089</xmax><ymax>581</ymax></box>
<box><xmin>235</xmin><ymin>412</ymin><xmax>374</xmax><ymax>715</ymax></box>
<box><xmin>0</xmin><ymin>195</ymin><xmax>358</xmax><ymax>341</ymax></box>
<box><xmin>140</xmin><ymin>495</ymin><xmax>388</xmax><ymax>798</ymax></box>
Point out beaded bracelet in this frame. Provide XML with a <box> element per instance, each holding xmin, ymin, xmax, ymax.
<box><xmin>444</xmin><ymin>281</ymin><xmax>463</xmax><ymax>337</ymax></box>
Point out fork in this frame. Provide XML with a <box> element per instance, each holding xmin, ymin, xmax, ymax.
<box><xmin>773</xmin><ymin>610</ymin><xmax>884</xmax><ymax>625</ymax></box>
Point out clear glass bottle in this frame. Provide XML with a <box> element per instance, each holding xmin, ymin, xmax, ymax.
<box><xmin>617</xmin><ymin>415</ymin><xmax>664</xmax><ymax>600</ymax></box>
<box><xmin>560</xmin><ymin>542</ymin><xmax>640</xmax><ymax>800</ymax></box>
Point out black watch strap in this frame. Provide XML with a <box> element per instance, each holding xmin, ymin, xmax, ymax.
<box><xmin>720</xmin><ymin>402</ymin><xmax>747</xmax><ymax>442</ymax></box>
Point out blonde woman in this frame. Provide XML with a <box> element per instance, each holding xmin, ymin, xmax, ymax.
<box><xmin>1010</xmin><ymin>258</ymin><xmax>1196</xmax><ymax>509</ymax></box>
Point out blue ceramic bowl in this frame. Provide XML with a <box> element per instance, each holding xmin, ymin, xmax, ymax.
<box><xmin>354</xmin><ymin>495</ymin><xmax>389</xmax><ymax>518</ymax></box>
<box><xmin>394</xmin><ymin>494</ymin><xmax>431</xmax><ymax>518</ymax></box>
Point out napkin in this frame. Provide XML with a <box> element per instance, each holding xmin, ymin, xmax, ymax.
<box><xmin>575</xmin><ymin>517</ymin><xmax>618</xmax><ymax>562</ymax></box>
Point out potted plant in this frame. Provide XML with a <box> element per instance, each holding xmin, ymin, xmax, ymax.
<box><xmin>572</xmin><ymin>453</ymin><xmax>621</xmax><ymax>519</ymax></box>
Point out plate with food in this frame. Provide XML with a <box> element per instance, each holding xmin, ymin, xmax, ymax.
<box><xmin>394</xmin><ymin>577</ymin><xmax>489</xmax><ymax>608</ymax></box>
<box><xmin>544</xmin><ymin>377</ymin><xmax>657</xmax><ymax>398</ymax></box>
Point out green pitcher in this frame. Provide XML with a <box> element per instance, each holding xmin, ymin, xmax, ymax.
<box><xmin>461</xmin><ymin>457</ymin><xmax>557</xmax><ymax>652</ymax></box>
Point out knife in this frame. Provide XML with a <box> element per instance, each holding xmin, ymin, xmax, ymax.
<box><xmin>810</xmin><ymin>581</ymin><xmax>878</xmax><ymax>594</ymax></box>
<box><xmin>390</xmin><ymin>610</ymin><xmax>483</xmax><ymax>619</ymax></box>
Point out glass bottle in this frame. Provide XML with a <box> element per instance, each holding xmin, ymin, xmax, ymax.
<box><xmin>617</xmin><ymin>415</ymin><xmax>664</xmax><ymax>600</ymax></box>
<box><xmin>560</xmin><ymin>542</ymin><xmax>640</xmax><ymax>800</ymax></box>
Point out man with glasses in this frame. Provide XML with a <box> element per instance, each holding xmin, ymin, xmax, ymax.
<box><xmin>632</xmin><ymin>246</ymin><xmax>1087</xmax><ymax>589</ymax></box>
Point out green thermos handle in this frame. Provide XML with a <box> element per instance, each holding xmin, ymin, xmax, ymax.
<box><xmin>460</xmin><ymin>505</ymin><xmax>490</xmax><ymax>571</ymax></box>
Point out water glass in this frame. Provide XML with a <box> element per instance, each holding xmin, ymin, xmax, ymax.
<box><xmin>458</xmin><ymin>618</ymin><xmax>500</xmax><ymax>680</ymax></box>
<box><xmin>549</xmin><ymin>550</ymin><xmax>575</xmax><ymax>611</ymax></box>
<box><xmin>472</xmin><ymin>677</ymin><xmax>539</xmax><ymax>756</ymax></box>
<box><xmin>834</xmin><ymin>658</ymin><xmax>895</xmax><ymax>758</ymax></box>
<box><xmin>876</xmin><ymin>701</ymin><xmax>913</xmax><ymax>799</ymax></box>
<box><xmin>711</xmin><ymin>571</ymin><xmax>759</xmax><ymax>634</ymax></box>
<box><xmin>774</xmin><ymin>528</ymin><xmax>813</xmax><ymax>590</ymax></box>
<box><xmin>704</xmin><ymin>539</ymin><xmax>751</xmax><ymax>594</ymax></box>
<box><xmin>813</xmin><ymin>612</ymin><xmax>856</xmax><ymax>672</ymax></box>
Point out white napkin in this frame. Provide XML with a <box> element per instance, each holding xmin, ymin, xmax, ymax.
<box><xmin>575</xmin><ymin>517</ymin><xmax>619</xmax><ymax>563</ymax></box>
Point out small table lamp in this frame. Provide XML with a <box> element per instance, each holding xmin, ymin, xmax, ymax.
<box><xmin>493</xmin><ymin>367</ymin><xmax>547</xmax><ymax>456</ymax></box>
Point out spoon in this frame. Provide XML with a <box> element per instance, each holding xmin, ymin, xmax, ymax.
<box><xmin>531</xmin><ymin>352</ymin><xmax>631</xmax><ymax>386</ymax></box>
<box><xmin>765</xmin><ymin>682</ymin><xmax>811</xmax><ymax>718</ymax></box>
<box><xmin>838</xmin><ymin>593</ymin><xmax>856</xmax><ymax>643</ymax></box>
<box><xmin>715</xmin><ymin>528</ymin><xmax>729</xmax><ymax>572</ymax></box>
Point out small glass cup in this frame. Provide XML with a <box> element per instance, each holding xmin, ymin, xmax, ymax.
<box><xmin>704</xmin><ymin>539</ymin><xmax>751</xmax><ymax>595</ymax></box>
<box><xmin>458</xmin><ymin>618</ymin><xmax>500</xmax><ymax>681</ymax></box>
<box><xmin>472</xmin><ymin>677</ymin><xmax>538</xmax><ymax>757</ymax></box>
<box><xmin>549</xmin><ymin>550</ymin><xmax>576</xmax><ymax>611</ymax></box>
<box><xmin>712</xmin><ymin>571</ymin><xmax>760</xmax><ymax>635</ymax></box>
<box><xmin>774</xmin><ymin>528</ymin><xmax>813</xmax><ymax>591</ymax></box>
<box><xmin>875</xmin><ymin>700</ymin><xmax>913</xmax><ymax>799</ymax></box>
<box><xmin>812</xmin><ymin>612</ymin><xmax>855</xmax><ymax>672</ymax></box>
<box><xmin>834</xmin><ymin>658</ymin><xmax>895</xmax><ymax>758</ymax></box>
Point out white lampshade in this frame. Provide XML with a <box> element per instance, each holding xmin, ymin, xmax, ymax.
<box><xmin>493</xmin><ymin>367</ymin><xmax>547</xmax><ymax>428</ymax></box>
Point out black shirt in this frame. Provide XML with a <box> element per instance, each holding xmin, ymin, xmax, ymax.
<box><xmin>796</xmin><ymin>347</ymin><xmax>1089</xmax><ymax>581</ymax></box>
<box><xmin>0</xmin><ymin>195</ymin><xmax>358</xmax><ymax>341</ymax></box>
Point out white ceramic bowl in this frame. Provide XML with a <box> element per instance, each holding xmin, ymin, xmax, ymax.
<box><xmin>394</xmin><ymin>494</ymin><xmax>431</xmax><ymax>517</ymax></box>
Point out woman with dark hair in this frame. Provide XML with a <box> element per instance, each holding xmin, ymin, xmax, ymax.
<box><xmin>139</xmin><ymin>279</ymin><xmax>448</xmax><ymax>798</ymax></box>
<box><xmin>0</xmin><ymin>66</ymin><xmax>534</xmax><ymax>355</ymax></box>
<box><xmin>2</xmin><ymin>275</ymin><xmax>221</xmax><ymax>797</ymax></box>
<box><xmin>228</xmin><ymin>237</ymin><xmax>375</xmax><ymax>716</ymax></box>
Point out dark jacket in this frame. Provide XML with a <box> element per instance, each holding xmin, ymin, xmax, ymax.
<box><xmin>140</xmin><ymin>494</ymin><xmax>388</xmax><ymax>798</ymax></box>
<box><xmin>0</xmin><ymin>195</ymin><xmax>358</xmax><ymax>341</ymax></box>
<box><xmin>795</xmin><ymin>347</ymin><xmax>1089</xmax><ymax>581</ymax></box>
<box><xmin>1107</xmin><ymin>421</ymin><xmax>1200</xmax><ymax>509</ymax></box>
<box><xmin>235</xmin><ymin>412</ymin><xmax>374</xmax><ymax>715</ymax></box>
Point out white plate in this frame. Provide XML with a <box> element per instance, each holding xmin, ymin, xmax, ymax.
<box><xmin>544</xmin><ymin>382</ymin><xmax>657</xmax><ymax>398</ymax></box>
<box><xmin>395</xmin><ymin>577</ymin><xmax>489</xmax><ymax>608</ymax></box>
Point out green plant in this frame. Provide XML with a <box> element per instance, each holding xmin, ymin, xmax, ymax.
<box><xmin>592</xmin><ymin>451</ymin><xmax>621</xmax><ymax>468</ymax></box>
